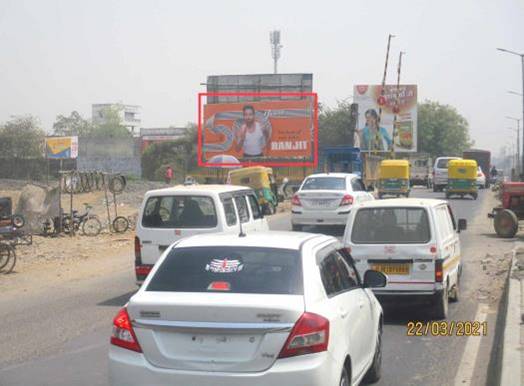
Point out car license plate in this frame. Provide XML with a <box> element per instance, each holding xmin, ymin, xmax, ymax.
<box><xmin>372</xmin><ymin>263</ymin><xmax>410</xmax><ymax>275</ymax></box>
<box><xmin>313</xmin><ymin>199</ymin><xmax>332</xmax><ymax>207</ymax></box>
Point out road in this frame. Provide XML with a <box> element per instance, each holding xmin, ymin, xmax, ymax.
<box><xmin>0</xmin><ymin>187</ymin><xmax>512</xmax><ymax>386</ymax></box>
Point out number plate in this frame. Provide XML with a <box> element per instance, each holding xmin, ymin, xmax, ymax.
<box><xmin>372</xmin><ymin>263</ymin><xmax>410</xmax><ymax>275</ymax></box>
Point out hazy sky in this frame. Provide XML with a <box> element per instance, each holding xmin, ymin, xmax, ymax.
<box><xmin>1</xmin><ymin>0</ymin><xmax>523</xmax><ymax>154</ymax></box>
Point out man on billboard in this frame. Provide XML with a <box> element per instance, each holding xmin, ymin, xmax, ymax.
<box><xmin>234</xmin><ymin>105</ymin><xmax>271</xmax><ymax>158</ymax></box>
<box><xmin>357</xmin><ymin>108</ymin><xmax>392</xmax><ymax>151</ymax></box>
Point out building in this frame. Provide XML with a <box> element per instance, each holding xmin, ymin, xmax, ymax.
<box><xmin>140</xmin><ymin>127</ymin><xmax>189</xmax><ymax>152</ymax></box>
<box><xmin>91</xmin><ymin>103</ymin><xmax>141</xmax><ymax>135</ymax></box>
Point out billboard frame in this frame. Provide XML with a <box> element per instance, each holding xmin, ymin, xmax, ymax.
<box><xmin>197</xmin><ymin>92</ymin><xmax>318</xmax><ymax>168</ymax></box>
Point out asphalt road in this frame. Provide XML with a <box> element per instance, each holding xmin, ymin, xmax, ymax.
<box><xmin>0</xmin><ymin>187</ymin><xmax>511</xmax><ymax>386</ymax></box>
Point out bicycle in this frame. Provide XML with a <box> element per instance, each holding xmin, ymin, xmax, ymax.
<box><xmin>0</xmin><ymin>242</ymin><xmax>16</xmax><ymax>274</ymax></box>
<box><xmin>63</xmin><ymin>203</ymin><xmax>102</xmax><ymax>236</ymax></box>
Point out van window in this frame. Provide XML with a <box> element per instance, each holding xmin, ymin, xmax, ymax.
<box><xmin>436</xmin><ymin>207</ymin><xmax>453</xmax><ymax>239</ymax></box>
<box><xmin>437</xmin><ymin>158</ymin><xmax>453</xmax><ymax>168</ymax></box>
<box><xmin>222</xmin><ymin>198</ymin><xmax>237</xmax><ymax>226</ymax></box>
<box><xmin>247</xmin><ymin>194</ymin><xmax>263</xmax><ymax>219</ymax></box>
<box><xmin>142</xmin><ymin>195</ymin><xmax>217</xmax><ymax>228</ymax></box>
<box><xmin>234</xmin><ymin>196</ymin><xmax>250</xmax><ymax>223</ymax></box>
<box><xmin>147</xmin><ymin>246</ymin><xmax>303</xmax><ymax>295</ymax></box>
<box><xmin>352</xmin><ymin>207</ymin><xmax>431</xmax><ymax>244</ymax></box>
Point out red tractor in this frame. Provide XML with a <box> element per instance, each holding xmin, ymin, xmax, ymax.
<box><xmin>488</xmin><ymin>182</ymin><xmax>524</xmax><ymax>238</ymax></box>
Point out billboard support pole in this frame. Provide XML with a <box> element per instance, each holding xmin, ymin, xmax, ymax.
<box><xmin>376</xmin><ymin>34</ymin><xmax>395</xmax><ymax>153</ymax></box>
<box><xmin>391</xmin><ymin>51</ymin><xmax>404</xmax><ymax>159</ymax></box>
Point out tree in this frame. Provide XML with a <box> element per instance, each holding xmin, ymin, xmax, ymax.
<box><xmin>90</xmin><ymin>105</ymin><xmax>131</xmax><ymax>138</ymax></box>
<box><xmin>53</xmin><ymin>111</ymin><xmax>93</xmax><ymax>137</ymax></box>
<box><xmin>318</xmin><ymin>101</ymin><xmax>357</xmax><ymax>147</ymax></box>
<box><xmin>418</xmin><ymin>100</ymin><xmax>473</xmax><ymax>157</ymax></box>
<box><xmin>0</xmin><ymin>116</ymin><xmax>45</xmax><ymax>158</ymax></box>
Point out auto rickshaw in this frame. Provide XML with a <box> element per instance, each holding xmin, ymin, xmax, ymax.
<box><xmin>228</xmin><ymin>166</ymin><xmax>279</xmax><ymax>214</ymax></box>
<box><xmin>446</xmin><ymin>159</ymin><xmax>478</xmax><ymax>200</ymax></box>
<box><xmin>377</xmin><ymin>160</ymin><xmax>410</xmax><ymax>199</ymax></box>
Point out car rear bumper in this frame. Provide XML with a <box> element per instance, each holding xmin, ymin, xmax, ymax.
<box><xmin>109</xmin><ymin>346</ymin><xmax>340</xmax><ymax>386</ymax></box>
<box><xmin>291</xmin><ymin>207</ymin><xmax>350</xmax><ymax>226</ymax></box>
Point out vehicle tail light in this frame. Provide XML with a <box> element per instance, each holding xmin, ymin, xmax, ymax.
<box><xmin>430</xmin><ymin>245</ymin><xmax>437</xmax><ymax>254</ymax></box>
<box><xmin>208</xmin><ymin>281</ymin><xmax>231</xmax><ymax>291</ymax></box>
<box><xmin>292</xmin><ymin>194</ymin><xmax>302</xmax><ymax>207</ymax></box>
<box><xmin>111</xmin><ymin>308</ymin><xmax>142</xmax><ymax>353</ymax></box>
<box><xmin>477</xmin><ymin>172</ymin><xmax>482</xmax><ymax>177</ymax></box>
<box><xmin>278</xmin><ymin>312</ymin><xmax>329</xmax><ymax>358</ymax></box>
<box><xmin>435</xmin><ymin>260</ymin><xmax>443</xmax><ymax>283</ymax></box>
<box><xmin>135</xmin><ymin>265</ymin><xmax>153</xmax><ymax>277</ymax></box>
<box><xmin>134</xmin><ymin>236</ymin><xmax>142</xmax><ymax>261</ymax></box>
<box><xmin>339</xmin><ymin>194</ymin><xmax>354</xmax><ymax>206</ymax></box>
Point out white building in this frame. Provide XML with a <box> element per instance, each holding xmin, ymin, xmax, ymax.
<box><xmin>92</xmin><ymin>103</ymin><xmax>141</xmax><ymax>136</ymax></box>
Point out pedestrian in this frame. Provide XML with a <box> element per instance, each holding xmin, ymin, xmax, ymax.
<box><xmin>490</xmin><ymin>165</ymin><xmax>498</xmax><ymax>178</ymax></box>
<box><xmin>165</xmin><ymin>166</ymin><xmax>174</xmax><ymax>185</ymax></box>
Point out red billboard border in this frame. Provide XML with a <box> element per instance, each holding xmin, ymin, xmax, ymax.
<box><xmin>197</xmin><ymin>92</ymin><xmax>318</xmax><ymax>168</ymax></box>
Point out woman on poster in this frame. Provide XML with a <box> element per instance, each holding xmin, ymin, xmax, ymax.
<box><xmin>358</xmin><ymin>109</ymin><xmax>392</xmax><ymax>151</ymax></box>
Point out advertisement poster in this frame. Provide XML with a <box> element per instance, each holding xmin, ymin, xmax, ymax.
<box><xmin>353</xmin><ymin>85</ymin><xmax>417</xmax><ymax>152</ymax></box>
<box><xmin>201</xmin><ymin>98</ymin><xmax>316</xmax><ymax>166</ymax></box>
<box><xmin>45</xmin><ymin>136</ymin><xmax>79</xmax><ymax>159</ymax></box>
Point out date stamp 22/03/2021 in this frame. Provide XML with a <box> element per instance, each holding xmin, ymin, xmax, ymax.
<box><xmin>406</xmin><ymin>321</ymin><xmax>488</xmax><ymax>337</ymax></box>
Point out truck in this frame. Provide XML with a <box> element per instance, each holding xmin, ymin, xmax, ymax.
<box><xmin>463</xmin><ymin>149</ymin><xmax>491</xmax><ymax>188</ymax></box>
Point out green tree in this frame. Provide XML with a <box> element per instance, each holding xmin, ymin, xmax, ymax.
<box><xmin>52</xmin><ymin>111</ymin><xmax>93</xmax><ymax>136</ymax></box>
<box><xmin>0</xmin><ymin>116</ymin><xmax>45</xmax><ymax>158</ymax></box>
<box><xmin>90</xmin><ymin>105</ymin><xmax>131</xmax><ymax>138</ymax></box>
<box><xmin>418</xmin><ymin>100</ymin><xmax>473</xmax><ymax>157</ymax></box>
<box><xmin>318</xmin><ymin>101</ymin><xmax>356</xmax><ymax>147</ymax></box>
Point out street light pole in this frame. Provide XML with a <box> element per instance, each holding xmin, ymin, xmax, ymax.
<box><xmin>507</xmin><ymin>116</ymin><xmax>521</xmax><ymax>175</ymax></box>
<box><xmin>497</xmin><ymin>47</ymin><xmax>524</xmax><ymax>175</ymax></box>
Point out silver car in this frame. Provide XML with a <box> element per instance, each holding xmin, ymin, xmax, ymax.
<box><xmin>291</xmin><ymin>173</ymin><xmax>374</xmax><ymax>231</ymax></box>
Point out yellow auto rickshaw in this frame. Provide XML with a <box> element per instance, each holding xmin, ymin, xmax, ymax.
<box><xmin>228</xmin><ymin>166</ymin><xmax>279</xmax><ymax>214</ymax></box>
<box><xmin>446</xmin><ymin>159</ymin><xmax>478</xmax><ymax>200</ymax></box>
<box><xmin>378</xmin><ymin>159</ymin><xmax>410</xmax><ymax>199</ymax></box>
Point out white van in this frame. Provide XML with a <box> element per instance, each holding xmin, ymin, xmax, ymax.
<box><xmin>433</xmin><ymin>156</ymin><xmax>461</xmax><ymax>192</ymax></box>
<box><xmin>134</xmin><ymin>185</ymin><xmax>269</xmax><ymax>283</ymax></box>
<box><xmin>343</xmin><ymin>198</ymin><xmax>467</xmax><ymax>319</ymax></box>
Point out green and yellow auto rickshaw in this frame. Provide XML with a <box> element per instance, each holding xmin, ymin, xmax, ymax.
<box><xmin>228</xmin><ymin>166</ymin><xmax>279</xmax><ymax>214</ymax></box>
<box><xmin>378</xmin><ymin>159</ymin><xmax>410</xmax><ymax>199</ymax></box>
<box><xmin>446</xmin><ymin>159</ymin><xmax>478</xmax><ymax>200</ymax></box>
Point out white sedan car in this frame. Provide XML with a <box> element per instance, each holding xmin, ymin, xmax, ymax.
<box><xmin>109</xmin><ymin>231</ymin><xmax>386</xmax><ymax>386</ymax></box>
<box><xmin>476</xmin><ymin>166</ymin><xmax>486</xmax><ymax>189</ymax></box>
<box><xmin>291</xmin><ymin>173</ymin><xmax>374</xmax><ymax>231</ymax></box>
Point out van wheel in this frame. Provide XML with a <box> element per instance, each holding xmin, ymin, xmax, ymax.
<box><xmin>339</xmin><ymin>365</ymin><xmax>350</xmax><ymax>386</ymax></box>
<box><xmin>433</xmin><ymin>286</ymin><xmax>449</xmax><ymax>319</ymax></box>
<box><xmin>363</xmin><ymin>322</ymin><xmax>382</xmax><ymax>383</ymax></box>
<box><xmin>450</xmin><ymin>281</ymin><xmax>459</xmax><ymax>303</ymax></box>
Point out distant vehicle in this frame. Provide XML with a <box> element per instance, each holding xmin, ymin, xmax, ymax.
<box><xmin>446</xmin><ymin>159</ymin><xmax>479</xmax><ymax>200</ymax></box>
<box><xmin>489</xmin><ymin>182</ymin><xmax>524</xmax><ymax>238</ymax></box>
<box><xmin>183</xmin><ymin>175</ymin><xmax>197</xmax><ymax>185</ymax></box>
<box><xmin>377</xmin><ymin>159</ymin><xmax>410</xmax><ymax>198</ymax></box>
<box><xmin>409</xmin><ymin>155</ymin><xmax>432</xmax><ymax>187</ymax></box>
<box><xmin>343</xmin><ymin>198</ymin><xmax>467</xmax><ymax>319</ymax></box>
<box><xmin>291</xmin><ymin>173</ymin><xmax>374</xmax><ymax>231</ymax></box>
<box><xmin>228</xmin><ymin>166</ymin><xmax>279</xmax><ymax>215</ymax></box>
<box><xmin>109</xmin><ymin>231</ymin><xmax>387</xmax><ymax>386</ymax></box>
<box><xmin>134</xmin><ymin>185</ymin><xmax>268</xmax><ymax>283</ymax></box>
<box><xmin>432</xmin><ymin>156</ymin><xmax>461</xmax><ymax>192</ymax></box>
<box><xmin>476</xmin><ymin>166</ymin><xmax>486</xmax><ymax>189</ymax></box>
<box><xmin>463</xmin><ymin>149</ymin><xmax>491</xmax><ymax>188</ymax></box>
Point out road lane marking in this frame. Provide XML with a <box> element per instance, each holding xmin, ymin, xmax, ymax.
<box><xmin>453</xmin><ymin>304</ymin><xmax>489</xmax><ymax>386</ymax></box>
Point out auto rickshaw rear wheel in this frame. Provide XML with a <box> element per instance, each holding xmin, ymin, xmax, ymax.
<box><xmin>494</xmin><ymin>209</ymin><xmax>518</xmax><ymax>238</ymax></box>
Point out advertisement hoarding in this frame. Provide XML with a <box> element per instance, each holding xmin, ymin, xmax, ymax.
<box><xmin>353</xmin><ymin>85</ymin><xmax>417</xmax><ymax>152</ymax></box>
<box><xmin>45</xmin><ymin>136</ymin><xmax>78</xmax><ymax>159</ymax></box>
<box><xmin>198</xmin><ymin>93</ymin><xmax>317</xmax><ymax>167</ymax></box>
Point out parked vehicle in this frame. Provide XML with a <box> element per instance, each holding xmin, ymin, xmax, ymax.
<box><xmin>228</xmin><ymin>166</ymin><xmax>279</xmax><ymax>215</ymax></box>
<box><xmin>134</xmin><ymin>185</ymin><xmax>269</xmax><ymax>283</ymax></box>
<box><xmin>446</xmin><ymin>159</ymin><xmax>478</xmax><ymax>200</ymax></box>
<box><xmin>377</xmin><ymin>159</ymin><xmax>410</xmax><ymax>198</ymax></box>
<box><xmin>432</xmin><ymin>156</ymin><xmax>461</xmax><ymax>192</ymax></box>
<box><xmin>408</xmin><ymin>155</ymin><xmax>432</xmax><ymax>187</ymax></box>
<box><xmin>343</xmin><ymin>198</ymin><xmax>467</xmax><ymax>319</ymax></box>
<box><xmin>291</xmin><ymin>173</ymin><xmax>374</xmax><ymax>231</ymax></box>
<box><xmin>463</xmin><ymin>149</ymin><xmax>491</xmax><ymax>188</ymax></box>
<box><xmin>476</xmin><ymin>166</ymin><xmax>486</xmax><ymax>189</ymax></box>
<box><xmin>110</xmin><ymin>231</ymin><xmax>386</xmax><ymax>386</ymax></box>
<box><xmin>488</xmin><ymin>181</ymin><xmax>524</xmax><ymax>238</ymax></box>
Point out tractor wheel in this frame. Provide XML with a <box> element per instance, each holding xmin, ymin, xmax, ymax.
<box><xmin>494</xmin><ymin>209</ymin><xmax>518</xmax><ymax>238</ymax></box>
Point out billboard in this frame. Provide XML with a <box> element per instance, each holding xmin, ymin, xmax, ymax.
<box><xmin>353</xmin><ymin>85</ymin><xmax>417</xmax><ymax>152</ymax></box>
<box><xmin>45</xmin><ymin>136</ymin><xmax>78</xmax><ymax>159</ymax></box>
<box><xmin>198</xmin><ymin>93</ymin><xmax>318</xmax><ymax>167</ymax></box>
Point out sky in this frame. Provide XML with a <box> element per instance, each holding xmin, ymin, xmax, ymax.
<box><xmin>1</xmin><ymin>0</ymin><xmax>523</xmax><ymax>155</ymax></box>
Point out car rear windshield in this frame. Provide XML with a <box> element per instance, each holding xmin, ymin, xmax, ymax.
<box><xmin>147</xmin><ymin>246</ymin><xmax>303</xmax><ymax>295</ymax></box>
<box><xmin>352</xmin><ymin>207</ymin><xmax>431</xmax><ymax>244</ymax></box>
<box><xmin>141</xmin><ymin>195</ymin><xmax>217</xmax><ymax>228</ymax></box>
<box><xmin>437</xmin><ymin>159</ymin><xmax>453</xmax><ymax>168</ymax></box>
<box><xmin>301</xmin><ymin>177</ymin><xmax>345</xmax><ymax>190</ymax></box>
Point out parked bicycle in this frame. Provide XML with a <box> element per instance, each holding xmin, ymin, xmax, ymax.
<box><xmin>42</xmin><ymin>204</ymin><xmax>102</xmax><ymax>237</ymax></box>
<box><xmin>0</xmin><ymin>242</ymin><xmax>16</xmax><ymax>274</ymax></box>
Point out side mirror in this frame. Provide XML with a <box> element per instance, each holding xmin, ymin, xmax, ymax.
<box><xmin>363</xmin><ymin>270</ymin><xmax>387</xmax><ymax>288</ymax></box>
<box><xmin>458</xmin><ymin>218</ymin><xmax>467</xmax><ymax>233</ymax></box>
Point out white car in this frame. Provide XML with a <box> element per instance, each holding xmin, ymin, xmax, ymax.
<box><xmin>110</xmin><ymin>231</ymin><xmax>386</xmax><ymax>386</ymax></box>
<box><xmin>476</xmin><ymin>166</ymin><xmax>486</xmax><ymax>189</ymax></box>
<box><xmin>291</xmin><ymin>173</ymin><xmax>374</xmax><ymax>231</ymax></box>
<box><xmin>135</xmin><ymin>185</ymin><xmax>268</xmax><ymax>283</ymax></box>
<box><xmin>432</xmin><ymin>156</ymin><xmax>461</xmax><ymax>192</ymax></box>
<box><xmin>343</xmin><ymin>198</ymin><xmax>467</xmax><ymax>319</ymax></box>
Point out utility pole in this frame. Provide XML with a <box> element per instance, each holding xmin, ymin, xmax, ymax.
<box><xmin>497</xmin><ymin>48</ymin><xmax>524</xmax><ymax>177</ymax></box>
<box><xmin>507</xmin><ymin>117</ymin><xmax>521</xmax><ymax>175</ymax></box>
<box><xmin>270</xmin><ymin>30</ymin><xmax>283</xmax><ymax>74</ymax></box>
<box><xmin>391</xmin><ymin>51</ymin><xmax>405</xmax><ymax>158</ymax></box>
<box><xmin>375</xmin><ymin>34</ymin><xmax>395</xmax><ymax>153</ymax></box>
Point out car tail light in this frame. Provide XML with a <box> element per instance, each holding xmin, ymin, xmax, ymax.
<box><xmin>430</xmin><ymin>245</ymin><xmax>437</xmax><ymax>254</ymax></box>
<box><xmin>134</xmin><ymin>236</ymin><xmax>142</xmax><ymax>261</ymax></box>
<box><xmin>208</xmin><ymin>281</ymin><xmax>231</xmax><ymax>291</ymax></box>
<box><xmin>135</xmin><ymin>265</ymin><xmax>153</xmax><ymax>277</ymax></box>
<box><xmin>278</xmin><ymin>312</ymin><xmax>329</xmax><ymax>358</ymax></box>
<box><xmin>339</xmin><ymin>194</ymin><xmax>353</xmax><ymax>206</ymax></box>
<box><xmin>111</xmin><ymin>308</ymin><xmax>142</xmax><ymax>353</ymax></box>
<box><xmin>292</xmin><ymin>194</ymin><xmax>302</xmax><ymax>206</ymax></box>
<box><xmin>435</xmin><ymin>260</ymin><xmax>443</xmax><ymax>282</ymax></box>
